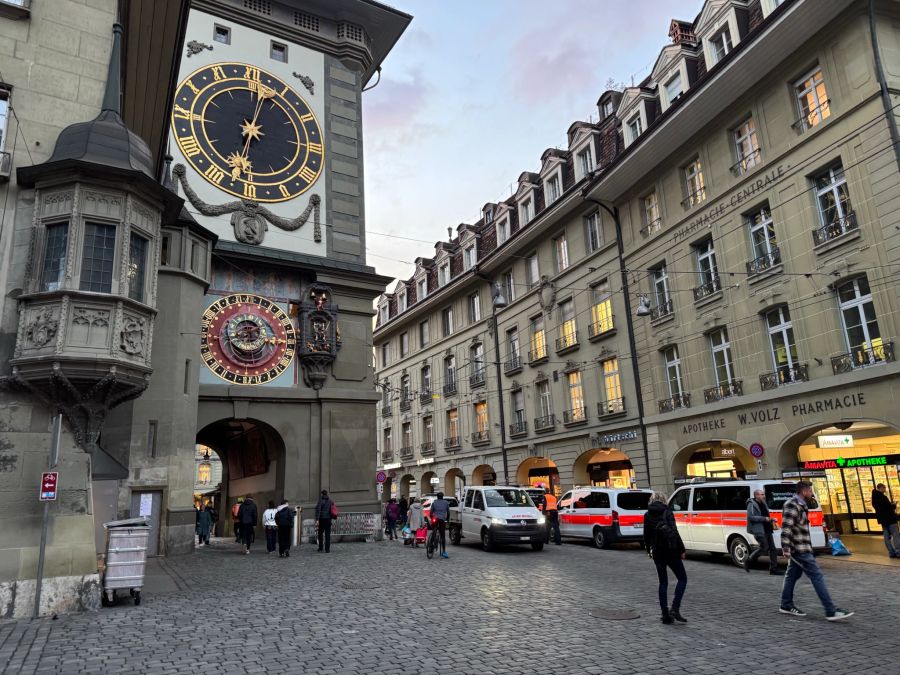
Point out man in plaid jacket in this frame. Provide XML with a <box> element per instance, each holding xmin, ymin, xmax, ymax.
<box><xmin>780</xmin><ymin>481</ymin><xmax>853</xmax><ymax>621</ymax></box>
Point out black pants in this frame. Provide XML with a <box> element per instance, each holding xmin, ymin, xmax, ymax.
<box><xmin>749</xmin><ymin>530</ymin><xmax>778</xmax><ymax>570</ymax></box>
<box><xmin>265</xmin><ymin>527</ymin><xmax>277</xmax><ymax>553</ymax></box>
<box><xmin>545</xmin><ymin>511</ymin><xmax>561</xmax><ymax>544</ymax></box>
<box><xmin>234</xmin><ymin>522</ymin><xmax>241</xmax><ymax>542</ymax></box>
<box><xmin>655</xmin><ymin>557</ymin><xmax>688</xmax><ymax>613</ymax></box>
<box><xmin>318</xmin><ymin>518</ymin><xmax>332</xmax><ymax>552</ymax></box>
<box><xmin>241</xmin><ymin>525</ymin><xmax>255</xmax><ymax>550</ymax></box>
<box><xmin>278</xmin><ymin>525</ymin><xmax>292</xmax><ymax>555</ymax></box>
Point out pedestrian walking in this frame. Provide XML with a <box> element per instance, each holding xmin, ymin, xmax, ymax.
<box><xmin>232</xmin><ymin>499</ymin><xmax>242</xmax><ymax>543</ymax></box>
<box><xmin>541</xmin><ymin>487</ymin><xmax>561</xmax><ymax>545</ymax></box>
<box><xmin>263</xmin><ymin>500</ymin><xmax>278</xmax><ymax>554</ymax></box>
<box><xmin>315</xmin><ymin>490</ymin><xmax>336</xmax><ymax>553</ymax></box>
<box><xmin>197</xmin><ymin>505</ymin><xmax>213</xmax><ymax>546</ymax></box>
<box><xmin>237</xmin><ymin>495</ymin><xmax>258</xmax><ymax>555</ymax></box>
<box><xmin>644</xmin><ymin>491</ymin><xmax>687</xmax><ymax>625</ymax></box>
<box><xmin>207</xmin><ymin>502</ymin><xmax>218</xmax><ymax>538</ymax></box>
<box><xmin>871</xmin><ymin>483</ymin><xmax>900</xmax><ymax>558</ymax></box>
<box><xmin>780</xmin><ymin>481</ymin><xmax>853</xmax><ymax>620</ymax></box>
<box><xmin>407</xmin><ymin>497</ymin><xmax>424</xmax><ymax>549</ymax></box>
<box><xmin>744</xmin><ymin>489</ymin><xmax>779</xmax><ymax>574</ymax></box>
<box><xmin>275</xmin><ymin>500</ymin><xmax>296</xmax><ymax>557</ymax></box>
<box><xmin>385</xmin><ymin>498</ymin><xmax>400</xmax><ymax>540</ymax></box>
<box><xmin>398</xmin><ymin>496</ymin><xmax>408</xmax><ymax>528</ymax></box>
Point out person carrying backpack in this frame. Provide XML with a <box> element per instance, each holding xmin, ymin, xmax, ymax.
<box><xmin>275</xmin><ymin>500</ymin><xmax>296</xmax><ymax>557</ymax></box>
<box><xmin>643</xmin><ymin>491</ymin><xmax>687</xmax><ymax>625</ymax></box>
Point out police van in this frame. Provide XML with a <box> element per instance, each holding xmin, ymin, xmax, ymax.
<box><xmin>667</xmin><ymin>479</ymin><xmax>828</xmax><ymax>567</ymax></box>
<box><xmin>557</xmin><ymin>487</ymin><xmax>653</xmax><ymax>548</ymax></box>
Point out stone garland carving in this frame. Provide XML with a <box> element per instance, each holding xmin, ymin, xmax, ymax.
<box><xmin>172</xmin><ymin>164</ymin><xmax>321</xmax><ymax>245</ymax></box>
<box><xmin>25</xmin><ymin>307</ymin><xmax>59</xmax><ymax>348</ymax></box>
<box><xmin>292</xmin><ymin>72</ymin><xmax>315</xmax><ymax>95</ymax></box>
<box><xmin>119</xmin><ymin>315</ymin><xmax>146</xmax><ymax>356</ymax></box>
<box><xmin>186</xmin><ymin>40</ymin><xmax>213</xmax><ymax>57</ymax></box>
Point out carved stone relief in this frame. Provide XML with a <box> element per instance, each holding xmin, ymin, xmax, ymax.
<box><xmin>82</xmin><ymin>191</ymin><xmax>123</xmax><ymax>219</ymax></box>
<box><xmin>70</xmin><ymin>307</ymin><xmax>111</xmax><ymax>347</ymax></box>
<box><xmin>292</xmin><ymin>72</ymin><xmax>315</xmax><ymax>95</ymax></box>
<box><xmin>119</xmin><ymin>315</ymin><xmax>146</xmax><ymax>356</ymax></box>
<box><xmin>24</xmin><ymin>306</ymin><xmax>59</xmax><ymax>349</ymax></box>
<box><xmin>537</xmin><ymin>275</ymin><xmax>557</xmax><ymax>320</ymax></box>
<box><xmin>186</xmin><ymin>40</ymin><xmax>212</xmax><ymax>57</ymax></box>
<box><xmin>41</xmin><ymin>191</ymin><xmax>73</xmax><ymax>218</ymax></box>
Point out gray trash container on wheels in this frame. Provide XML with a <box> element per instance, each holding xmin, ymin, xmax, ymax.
<box><xmin>101</xmin><ymin>517</ymin><xmax>150</xmax><ymax>606</ymax></box>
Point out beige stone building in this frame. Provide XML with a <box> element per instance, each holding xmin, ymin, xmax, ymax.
<box><xmin>377</xmin><ymin>0</ymin><xmax>900</xmax><ymax>537</ymax></box>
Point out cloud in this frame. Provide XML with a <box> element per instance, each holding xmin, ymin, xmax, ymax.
<box><xmin>364</xmin><ymin>68</ymin><xmax>431</xmax><ymax>132</ymax></box>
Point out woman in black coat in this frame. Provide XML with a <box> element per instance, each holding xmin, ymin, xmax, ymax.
<box><xmin>643</xmin><ymin>492</ymin><xmax>688</xmax><ymax>624</ymax></box>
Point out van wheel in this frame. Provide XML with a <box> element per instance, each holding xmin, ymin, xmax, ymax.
<box><xmin>593</xmin><ymin>527</ymin><xmax>609</xmax><ymax>549</ymax></box>
<box><xmin>729</xmin><ymin>536</ymin><xmax>751</xmax><ymax>568</ymax></box>
<box><xmin>481</xmin><ymin>528</ymin><xmax>494</xmax><ymax>552</ymax></box>
<box><xmin>531</xmin><ymin>542</ymin><xmax>544</xmax><ymax>551</ymax></box>
<box><xmin>449</xmin><ymin>527</ymin><xmax>461</xmax><ymax>545</ymax></box>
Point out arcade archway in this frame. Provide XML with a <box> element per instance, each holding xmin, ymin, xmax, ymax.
<box><xmin>196</xmin><ymin>418</ymin><xmax>287</xmax><ymax>540</ymax></box>
<box><xmin>399</xmin><ymin>474</ymin><xmax>417</xmax><ymax>500</ymax></box>
<box><xmin>671</xmin><ymin>440</ymin><xmax>753</xmax><ymax>481</ymax></box>
<box><xmin>573</xmin><ymin>448</ymin><xmax>634</xmax><ymax>488</ymax></box>
<box><xmin>444</xmin><ymin>468</ymin><xmax>465</xmax><ymax>500</ymax></box>
<box><xmin>517</xmin><ymin>457</ymin><xmax>560</xmax><ymax>495</ymax></box>
<box><xmin>471</xmin><ymin>464</ymin><xmax>497</xmax><ymax>486</ymax></box>
<box><xmin>421</xmin><ymin>470</ymin><xmax>438</xmax><ymax>495</ymax></box>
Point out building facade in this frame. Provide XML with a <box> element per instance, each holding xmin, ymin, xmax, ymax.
<box><xmin>376</xmin><ymin>0</ymin><xmax>900</xmax><ymax>537</ymax></box>
<box><xmin>0</xmin><ymin>0</ymin><xmax>409</xmax><ymax>617</ymax></box>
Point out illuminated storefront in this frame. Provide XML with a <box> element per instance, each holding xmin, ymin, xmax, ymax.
<box><xmin>574</xmin><ymin>449</ymin><xmax>635</xmax><ymax>488</ymax></box>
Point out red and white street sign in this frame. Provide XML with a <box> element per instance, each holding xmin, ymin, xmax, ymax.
<box><xmin>40</xmin><ymin>472</ymin><xmax>58</xmax><ymax>501</ymax></box>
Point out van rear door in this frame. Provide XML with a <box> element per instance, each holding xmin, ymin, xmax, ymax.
<box><xmin>615</xmin><ymin>491</ymin><xmax>651</xmax><ymax>537</ymax></box>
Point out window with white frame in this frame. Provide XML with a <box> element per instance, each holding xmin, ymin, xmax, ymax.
<box><xmin>578</xmin><ymin>147</ymin><xmax>593</xmax><ymax>178</ymax></box>
<box><xmin>402</xmin><ymin>422</ymin><xmax>412</xmax><ymax>449</ymax></box>
<box><xmin>526</xmin><ymin>253</ymin><xmax>539</xmax><ymax>288</ymax></box>
<box><xmin>765</xmin><ymin>306</ymin><xmax>799</xmax><ymax>382</ymax></box>
<box><xmin>468</xmin><ymin>292</ymin><xmax>481</xmax><ymax>323</ymax></box>
<box><xmin>643</xmin><ymin>191</ymin><xmax>661</xmax><ymax>234</ymax></box>
<box><xmin>554</xmin><ymin>233</ymin><xmax>569</xmax><ymax>273</ymax></box>
<box><xmin>446</xmin><ymin>408</ymin><xmax>459</xmax><ymax>440</ymax></box>
<box><xmin>590</xmin><ymin>280</ymin><xmax>614</xmax><ymax>335</ymax></box>
<box><xmin>419</xmin><ymin>320</ymin><xmax>429</xmax><ymax>347</ymax></box>
<box><xmin>444</xmin><ymin>354</ymin><xmax>456</xmax><ymax>386</ymax></box>
<box><xmin>733</xmin><ymin>118</ymin><xmax>760</xmax><ymax>174</ymax></box>
<box><xmin>438</xmin><ymin>261</ymin><xmax>450</xmax><ymax>287</ymax></box>
<box><xmin>709</xmin><ymin>26</ymin><xmax>732</xmax><ymax>64</ymax></box>
<box><xmin>398</xmin><ymin>288</ymin><xmax>407</xmax><ymax>312</ymax></box>
<box><xmin>545</xmin><ymin>174</ymin><xmax>561</xmax><ymax>204</ymax></box>
<box><xmin>441</xmin><ymin>306</ymin><xmax>453</xmax><ymax>336</ymax></box>
<box><xmin>537</xmin><ymin>379</ymin><xmax>553</xmax><ymax>418</ymax></box>
<box><xmin>0</xmin><ymin>87</ymin><xmax>11</xmax><ymax>151</ymax></box>
<box><xmin>627</xmin><ymin>114</ymin><xmax>642</xmax><ymax>143</ymax></box>
<box><xmin>683</xmin><ymin>158</ymin><xmax>706</xmax><ymax>207</ymax></box>
<box><xmin>663</xmin><ymin>346</ymin><xmax>684</xmax><ymax>397</ymax></box>
<box><xmin>401</xmin><ymin>374</ymin><xmax>411</xmax><ymax>401</ymax></box>
<box><xmin>665</xmin><ymin>72</ymin><xmax>683</xmax><ymax>104</ymax></box>
<box><xmin>473</xmin><ymin>401</ymin><xmax>489</xmax><ymax>434</ymax></box>
<box><xmin>379</xmin><ymin>303</ymin><xmax>389</xmax><ymax>325</ymax></box>
<box><xmin>795</xmin><ymin>66</ymin><xmax>830</xmax><ymax>130</ymax></box>
<box><xmin>380</xmin><ymin>343</ymin><xmax>390</xmax><ymax>368</ymax></box>
<box><xmin>400</xmin><ymin>332</ymin><xmax>409</xmax><ymax>357</ymax></box>
<box><xmin>382</xmin><ymin>427</ymin><xmax>392</xmax><ymax>455</ymax></box>
<box><xmin>694</xmin><ymin>237</ymin><xmax>720</xmax><ymax>296</ymax></box>
<box><xmin>708</xmin><ymin>327</ymin><xmax>735</xmax><ymax>386</ymax></box>
<box><xmin>559</xmin><ymin>299</ymin><xmax>576</xmax><ymax>348</ymax></box>
<box><xmin>496</xmin><ymin>218</ymin><xmax>509</xmax><ymax>245</ymax></box>
<box><xmin>421</xmin><ymin>364</ymin><xmax>432</xmax><ymax>393</ymax></box>
<box><xmin>416</xmin><ymin>277</ymin><xmax>427</xmax><ymax>300</ymax></box>
<box><xmin>836</xmin><ymin>276</ymin><xmax>884</xmax><ymax>363</ymax></box>
<box><xmin>470</xmin><ymin>343</ymin><xmax>485</xmax><ymax>380</ymax></box>
<box><xmin>747</xmin><ymin>205</ymin><xmax>778</xmax><ymax>269</ymax></box>
<box><xmin>507</xmin><ymin>328</ymin><xmax>520</xmax><ymax>361</ymax></box>
<box><xmin>511</xmin><ymin>389</ymin><xmax>525</xmax><ymax>425</ymax></box>
<box><xmin>423</xmin><ymin>415</ymin><xmax>434</xmax><ymax>444</ymax></box>
<box><xmin>483</xmin><ymin>206</ymin><xmax>493</xmax><ymax>224</ymax></box>
<box><xmin>813</xmin><ymin>163</ymin><xmax>854</xmax><ymax>241</ymax></box>
<box><xmin>501</xmin><ymin>270</ymin><xmax>515</xmax><ymax>303</ymax></box>
<box><xmin>602</xmin><ymin>100</ymin><xmax>614</xmax><ymax>118</ymax></box>
<box><xmin>530</xmin><ymin>315</ymin><xmax>546</xmax><ymax>361</ymax></box>
<box><xmin>520</xmin><ymin>196</ymin><xmax>533</xmax><ymax>224</ymax></box>
<box><xmin>566</xmin><ymin>370</ymin><xmax>585</xmax><ymax>420</ymax></box>
<box><xmin>463</xmin><ymin>243</ymin><xmax>476</xmax><ymax>270</ymax></box>
<box><xmin>653</xmin><ymin>264</ymin><xmax>671</xmax><ymax>311</ymax></box>
<box><xmin>585</xmin><ymin>211</ymin><xmax>601</xmax><ymax>253</ymax></box>
<box><xmin>602</xmin><ymin>358</ymin><xmax>622</xmax><ymax>410</ymax></box>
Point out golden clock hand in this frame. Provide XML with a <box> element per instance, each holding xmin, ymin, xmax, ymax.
<box><xmin>235</xmin><ymin>85</ymin><xmax>274</xmax><ymax>177</ymax></box>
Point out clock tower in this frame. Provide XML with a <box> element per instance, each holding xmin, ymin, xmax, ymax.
<box><xmin>106</xmin><ymin>0</ymin><xmax>410</xmax><ymax>555</ymax></box>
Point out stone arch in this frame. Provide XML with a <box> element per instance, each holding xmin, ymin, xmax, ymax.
<box><xmin>471</xmin><ymin>464</ymin><xmax>497</xmax><ymax>486</ymax></box>
<box><xmin>670</xmin><ymin>439</ymin><xmax>753</xmax><ymax>479</ymax></box>
<box><xmin>516</xmin><ymin>456</ymin><xmax>559</xmax><ymax>491</ymax></box>
<box><xmin>444</xmin><ymin>468</ymin><xmax>465</xmax><ymax>500</ymax></box>
<box><xmin>776</xmin><ymin>417</ymin><xmax>900</xmax><ymax>471</ymax></box>
<box><xmin>572</xmin><ymin>448</ymin><xmax>634</xmax><ymax>487</ymax></box>
<box><xmin>399</xmin><ymin>473</ymin><xmax>417</xmax><ymax>500</ymax></box>
<box><xmin>421</xmin><ymin>470</ymin><xmax>437</xmax><ymax>494</ymax></box>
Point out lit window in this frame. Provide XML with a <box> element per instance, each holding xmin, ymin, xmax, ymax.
<box><xmin>530</xmin><ymin>316</ymin><xmax>546</xmax><ymax>361</ymax></box>
<box><xmin>558</xmin><ymin>299</ymin><xmax>576</xmax><ymax>349</ymax></box>
<box><xmin>446</xmin><ymin>408</ymin><xmax>459</xmax><ymax>439</ymax></box>
<box><xmin>271</xmin><ymin>41</ymin><xmax>287</xmax><ymax>62</ymax></box>
<box><xmin>473</xmin><ymin>402</ymin><xmax>488</xmax><ymax>434</ymax></box>
<box><xmin>683</xmin><ymin>158</ymin><xmax>706</xmax><ymax>207</ymax></box>
<box><xmin>795</xmin><ymin>67</ymin><xmax>830</xmax><ymax>130</ymax></box>
<box><xmin>590</xmin><ymin>280</ymin><xmax>614</xmax><ymax>335</ymax></box>
<box><xmin>566</xmin><ymin>371</ymin><xmax>585</xmax><ymax>421</ymax></box>
<box><xmin>602</xmin><ymin>358</ymin><xmax>622</xmax><ymax>411</ymax></box>
<box><xmin>643</xmin><ymin>191</ymin><xmax>661</xmax><ymax>234</ymax></box>
<box><xmin>214</xmin><ymin>24</ymin><xmax>231</xmax><ymax>44</ymax></box>
<box><xmin>733</xmin><ymin>118</ymin><xmax>760</xmax><ymax>174</ymax></box>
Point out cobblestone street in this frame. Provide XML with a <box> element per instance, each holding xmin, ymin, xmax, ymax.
<box><xmin>1</xmin><ymin>537</ymin><xmax>897</xmax><ymax>674</ymax></box>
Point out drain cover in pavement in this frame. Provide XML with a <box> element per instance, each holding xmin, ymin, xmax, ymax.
<box><xmin>590</xmin><ymin>608</ymin><xmax>640</xmax><ymax>620</ymax></box>
<box><xmin>341</xmin><ymin>581</ymin><xmax>377</xmax><ymax>590</ymax></box>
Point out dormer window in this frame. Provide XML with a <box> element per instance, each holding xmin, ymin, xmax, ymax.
<box><xmin>627</xmin><ymin>114</ymin><xmax>642</xmax><ymax>143</ymax></box>
<box><xmin>520</xmin><ymin>197</ymin><xmax>533</xmax><ymax>224</ymax></box>
<box><xmin>484</xmin><ymin>206</ymin><xmax>493</xmax><ymax>224</ymax></box>
<box><xmin>496</xmin><ymin>218</ymin><xmax>509</xmax><ymax>245</ymax></box>
<box><xmin>398</xmin><ymin>288</ymin><xmax>407</xmax><ymax>312</ymax></box>
<box><xmin>665</xmin><ymin>73</ymin><xmax>683</xmax><ymax>105</ymax></box>
<box><xmin>417</xmin><ymin>277</ymin><xmax>427</xmax><ymax>301</ymax></box>
<box><xmin>709</xmin><ymin>26</ymin><xmax>732</xmax><ymax>64</ymax></box>
<box><xmin>379</xmin><ymin>303</ymin><xmax>389</xmax><ymax>325</ymax></box>
<box><xmin>463</xmin><ymin>243</ymin><xmax>476</xmax><ymax>271</ymax></box>
<box><xmin>545</xmin><ymin>174</ymin><xmax>560</xmax><ymax>204</ymax></box>
<box><xmin>602</xmin><ymin>100</ymin><xmax>614</xmax><ymax>118</ymax></box>
<box><xmin>438</xmin><ymin>262</ymin><xmax>450</xmax><ymax>287</ymax></box>
<box><xmin>577</xmin><ymin>148</ymin><xmax>593</xmax><ymax>178</ymax></box>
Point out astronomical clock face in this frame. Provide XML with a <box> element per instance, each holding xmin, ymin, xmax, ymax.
<box><xmin>200</xmin><ymin>294</ymin><xmax>297</xmax><ymax>385</ymax></box>
<box><xmin>172</xmin><ymin>62</ymin><xmax>324</xmax><ymax>203</ymax></box>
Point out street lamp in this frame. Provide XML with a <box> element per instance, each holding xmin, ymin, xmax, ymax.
<box><xmin>490</xmin><ymin>282</ymin><xmax>510</xmax><ymax>484</ymax></box>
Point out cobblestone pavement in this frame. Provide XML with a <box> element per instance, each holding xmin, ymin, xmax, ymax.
<box><xmin>1</xmin><ymin>536</ymin><xmax>897</xmax><ymax>674</ymax></box>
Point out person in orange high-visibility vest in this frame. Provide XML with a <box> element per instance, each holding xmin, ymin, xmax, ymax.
<box><xmin>542</xmin><ymin>487</ymin><xmax>561</xmax><ymax>545</ymax></box>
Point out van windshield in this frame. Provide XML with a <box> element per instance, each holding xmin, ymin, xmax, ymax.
<box><xmin>483</xmin><ymin>489</ymin><xmax>532</xmax><ymax>508</ymax></box>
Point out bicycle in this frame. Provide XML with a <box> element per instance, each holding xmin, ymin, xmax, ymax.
<box><xmin>425</xmin><ymin>517</ymin><xmax>441</xmax><ymax>559</ymax></box>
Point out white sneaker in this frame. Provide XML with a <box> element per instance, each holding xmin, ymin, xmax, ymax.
<box><xmin>826</xmin><ymin>609</ymin><xmax>853</xmax><ymax>621</ymax></box>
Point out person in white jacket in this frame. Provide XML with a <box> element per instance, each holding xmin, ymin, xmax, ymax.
<box><xmin>407</xmin><ymin>498</ymin><xmax>425</xmax><ymax>548</ymax></box>
<box><xmin>262</xmin><ymin>501</ymin><xmax>278</xmax><ymax>554</ymax></box>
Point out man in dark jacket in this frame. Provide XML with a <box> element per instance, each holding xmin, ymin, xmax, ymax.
<box><xmin>315</xmin><ymin>490</ymin><xmax>335</xmax><ymax>553</ymax></box>
<box><xmin>871</xmin><ymin>483</ymin><xmax>900</xmax><ymax>558</ymax></box>
<box><xmin>643</xmin><ymin>492</ymin><xmax>687</xmax><ymax>625</ymax></box>
<box><xmin>237</xmin><ymin>495</ymin><xmax>258</xmax><ymax>554</ymax></box>
<box><xmin>744</xmin><ymin>489</ymin><xmax>779</xmax><ymax>574</ymax></box>
<box><xmin>275</xmin><ymin>500</ymin><xmax>296</xmax><ymax>558</ymax></box>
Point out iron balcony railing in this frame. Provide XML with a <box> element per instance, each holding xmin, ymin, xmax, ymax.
<box><xmin>444</xmin><ymin>436</ymin><xmax>461</xmax><ymax>450</ymax></box>
<box><xmin>555</xmin><ymin>330</ymin><xmax>579</xmax><ymax>353</ymax></box>
<box><xmin>792</xmin><ymin>99</ymin><xmax>831</xmax><ymax>132</ymax></box>
<box><xmin>528</xmin><ymin>345</ymin><xmax>548</xmax><ymax>363</ymax></box>
<box><xmin>420</xmin><ymin>441</ymin><xmax>435</xmax><ymax>456</ymax></box>
<box><xmin>0</xmin><ymin>151</ymin><xmax>11</xmax><ymax>181</ymax></box>
<box><xmin>504</xmin><ymin>354</ymin><xmax>522</xmax><ymax>374</ymax></box>
<box><xmin>588</xmin><ymin>318</ymin><xmax>615</xmax><ymax>340</ymax></box>
<box><xmin>380</xmin><ymin>405</ymin><xmax>392</xmax><ymax>418</ymax></box>
<box><xmin>641</xmin><ymin>217</ymin><xmax>663</xmax><ymax>237</ymax></box>
<box><xmin>534</xmin><ymin>414</ymin><xmax>556</xmax><ymax>431</ymax></box>
<box><xmin>598</xmin><ymin>398</ymin><xmax>626</xmax><ymax>417</ymax></box>
<box><xmin>831</xmin><ymin>341</ymin><xmax>895</xmax><ymax>375</ymax></box>
<box><xmin>399</xmin><ymin>446</ymin><xmax>413</xmax><ymax>460</ymax></box>
<box><xmin>381</xmin><ymin>449</ymin><xmax>394</xmax><ymax>462</ymax></box>
<box><xmin>399</xmin><ymin>398</ymin><xmax>411</xmax><ymax>412</ymax></box>
<box><xmin>746</xmin><ymin>247</ymin><xmax>782</xmax><ymax>276</ymax></box>
<box><xmin>703</xmin><ymin>380</ymin><xmax>743</xmax><ymax>403</ymax></box>
<box><xmin>681</xmin><ymin>186</ymin><xmax>707</xmax><ymax>209</ymax></box>
<box><xmin>470</xmin><ymin>370</ymin><xmax>486</xmax><ymax>387</ymax></box>
<box><xmin>760</xmin><ymin>363</ymin><xmax>809</xmax><ymax>390</ymax></box>
<box><xmin>509</xmin><ymin>419</ymin><xmax>527</xmax><ymax>436</ymax></box>
<box><xmin>471</xmin><ymin>430</ymin><xmax>490</xmax><ymax>444</ymax></box>
<box><xmin>693</xmin><ymin>276</ymin><xmax>722</xmax><ymax>302</ymax></box>
<box><xmin>658</xmin><ymin>393</ymin><xmax>691</xmax><ymax>413</ymax></box>
<box><xmin>730</xmin><ymin>148</ymin><xmax>761</xmax><ymax>176</ymax></box>
<box><xmin>443</xmin><ymin>380</ymin><xmax>457</xmax><ymax>396</ymax></box>
<box><xmin>650</xmin><ymin>299</ymin><xmax>673</xmax><ymax>321</ymax></box>
<box><xmin>563</xmin><ymin>407</ymin><xmax>587</xmax><ymax>424</ymax></box>
<box><xmin>812</xmin><ymin>212</ymin><xmax>857</xmax><ymax>246</ymax></box>
<box><xmin>419</xmin><ymin>391</ymin><xmax>433</xmax><ymax>405</ymax></box>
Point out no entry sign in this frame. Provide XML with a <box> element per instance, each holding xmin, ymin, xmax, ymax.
<box><xmin>40</xmin><ymin>472</ymin><xmax>58</xmax><ymax>501</ymax></box>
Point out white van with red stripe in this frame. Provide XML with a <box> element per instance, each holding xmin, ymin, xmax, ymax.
<box><xmin>558</xmin><ymin>487</ymin><xmax>653</xmax><ymax>548</ymax></box>
<box><xmin>667</xmin><ymin>479</ymin><xmax>828</xmax><ymax>567</ymax></box>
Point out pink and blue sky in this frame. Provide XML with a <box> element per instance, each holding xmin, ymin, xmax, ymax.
<box><xmin>362</xmin><ymin>0</ymin><xmax>701</xmax><ymax>282</ymax></box>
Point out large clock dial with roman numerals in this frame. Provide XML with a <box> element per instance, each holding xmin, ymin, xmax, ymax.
<box><xmin>200</xmin><ymin>294</ymin><xmax>297</xmax><ymax>385</ymax></box>
<box><xmin>172</xmin><ymin>62</ymin><xmax>324</xmax><ymax>203</ymax></box>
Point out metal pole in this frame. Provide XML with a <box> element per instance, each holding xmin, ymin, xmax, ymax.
<box><xmin>492</xmin><ymin>308</ymin><xmax>509</xmax><ymax>484</ymax></box>
<box><xmin>34</xmin><ymin>414</ymin><xmax>62</xmax><ymax>618</ymax></box>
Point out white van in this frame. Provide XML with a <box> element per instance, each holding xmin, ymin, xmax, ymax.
<box><xmin>558</xmin><ymin>487</ymin><xmax>654</xmax><ymax>548</ymax></box>
<box><xmin>448</xmin><ymin>486</ymin><xmax>546</xmax><ymax>551</ymax></box>
<box><xmin>668</xmin><ymin>479</ymin><xmax>828</xmax><ymax>567</ymax></box>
